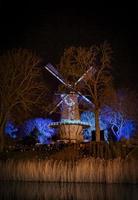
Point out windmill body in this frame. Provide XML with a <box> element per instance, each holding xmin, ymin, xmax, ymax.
<box><xmin>58</xmin><ymin>92</ymin><xmax>84</xmax><ymax>142</ymax></box>
<box><xmin>61</xmin><ymin>92</ymin><xmax>79</xmax><ymax>120</ymax></box>
<box><xmin>44</xmin><ymin>63</ymin><xmax>94</xmax><ymax>143</ymax></box>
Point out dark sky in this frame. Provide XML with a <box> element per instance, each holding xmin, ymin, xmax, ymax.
<box><xmin>0</xmin><ymin>2</ymin><xmax>137</xmax><ymax>89</ymax></box>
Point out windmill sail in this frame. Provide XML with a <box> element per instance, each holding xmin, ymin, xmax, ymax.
<box><xmin>74</xmin><ymin>66</ymin><xmax>96</xmax><ymax>86</ymax></box>
<box><xmin>49</xmin><ymin>94</ymin><xmax>68</xmax><ymax>114</ymax></box>
<box><xmin>77</xmin><ymin>91</ymin><xmax>93</xmax><ymax>105</ymax></box>
<box><xmin>44</xmin><ymin>63</ymin><xmax>94</xmax><ymax>115</ymax></box>
<box><xmin>44</xmin><ymin>63</ymin><xmax>68</xmax><ymax>86</ymax></box>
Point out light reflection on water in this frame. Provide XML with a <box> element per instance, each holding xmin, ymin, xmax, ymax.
<box><xmin>0</xmin><ymin>182</ymin><xmax>137</xmax><ymax>200</ymax></box>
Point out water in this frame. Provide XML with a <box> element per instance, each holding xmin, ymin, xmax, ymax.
<box><xmin>0</xmin><ymin>181</ymin><xmax>137</xmax><ymax>200</ymax></box>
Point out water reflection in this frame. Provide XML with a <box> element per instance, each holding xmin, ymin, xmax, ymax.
<box><xmin>0</xmin><ymin>181</ymin><xmax>137</xmax><ymax>200</ymax></box>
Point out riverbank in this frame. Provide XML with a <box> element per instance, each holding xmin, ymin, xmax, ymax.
<box><xmin>0</xmin><ymin>142</ymin><xmax>138</xmax><ymax>183</ymax></box>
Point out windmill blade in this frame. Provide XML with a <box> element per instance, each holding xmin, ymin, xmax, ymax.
<box><xmin>77</xmin><ymin>91</ymin><xmax>93</xmax><ymax>105</ymax></box>
<box><xmin>49</xmin><ymin>94</ymin><xmax>68</xmax><ymax>114</ymax></box>
<box><xmin>74</xmin><ymin>66</ymin><xmax>96</xmax><ymax>86</ymax></box>
<box><xmin>44</xmin><ymin>63</ymin><xmax>69</xmax><ymax>87</ymax></box>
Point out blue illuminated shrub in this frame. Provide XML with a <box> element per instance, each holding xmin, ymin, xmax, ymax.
<box><xmin>115</xmin><ymin>120</ymin><xmax>136</xmax><ymax>141</ymax></box>
<box><xmin>101</xmin><ymin>106</ymin><xmax>136</xmax><ymax>141</ymax></box>
<box><xmin>5</xmin><ymin>120</ymin><xmax>18</xmax><ymax>138</ymax></box>
<box><xmin>21</xmin><ymin>119</ymin><xmax>35</xmax><ymax>136</ymax></box>
<box><xmin>35</xmin><ymin>118</ymin><xmax>55</xmax><ymax>143</ymax></box>
<box><xmin>21</xmin><ymin>118</ymin><xmax>56</xmax><ymax>144</ymax></box>
<box><xmin>5</xmin><ymin>118</ymin><xmax>56</xmax><ymax>144</ymax></box>
<box><xmin>81</xmin><ymin>107</ymin><xmax>136</xmax><ymax>141</ymax></box>
<box><xmin>80</xmin><ymin>111</ymin><xmax>108</xmax><ymax>140</ymax></box>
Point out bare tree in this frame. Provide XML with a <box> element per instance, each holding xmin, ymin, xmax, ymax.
<box><xmin>0</xmin><ymin>48</ymin><xmax>48</xmax><ymax>150</ymax></box>
<box><xmin>103</xmin><ymin>89</ymin><xmax>138</xmax><ymax>140</ymax></box>
<box><xmin>58</xmin><ymin>46</ymin><xmax>96</xmax><ymax>85</ymax></box>
<box><xmin>58</xmin><ymin>42</ymin><xmax>113</xmax><ymax>142</ymax></box>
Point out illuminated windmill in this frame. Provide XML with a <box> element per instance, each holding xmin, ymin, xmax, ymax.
<box><xmin>44</xmin><ymin>63</ymin><xmax>95</xmax><ymax>142</ymax></box>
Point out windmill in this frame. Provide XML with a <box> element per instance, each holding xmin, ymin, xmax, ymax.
<box><xmin>44</xmin><ymin>63</ymin><xmax>95</xmax><ymax>143</ymax></box>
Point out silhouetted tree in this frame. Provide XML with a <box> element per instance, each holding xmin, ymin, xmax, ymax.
<box><xmin>0</xmin><ymin>49</ymin><xmax>48</xmax><ymax>150</ymax></box>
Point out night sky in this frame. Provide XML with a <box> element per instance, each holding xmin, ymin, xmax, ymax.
<box><xmin>0</xmin><ymin>2</ymin><xmax>137</xmax><ymax>89</ymax></box>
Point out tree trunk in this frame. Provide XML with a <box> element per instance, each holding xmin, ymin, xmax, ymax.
<box><xmin>95</xmin><ymin>108</ymin><xmax>101</xmax><ymax>142</ymax></box>
<box><xmin>0</xmin><ymin>126</ymin><xmax>5</xmax><ymax>152</ymax></box>
<box><xmin>0</xmin><ymin>114</ymin><xmax>6</xmax><ymax>152</ymax></box>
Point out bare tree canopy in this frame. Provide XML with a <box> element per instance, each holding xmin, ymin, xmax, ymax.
<box><xmin>0</xmin><ymin>48</ymin><xmax>48</xmax><ymax>150</ymax></box>
<box><xmin>58</xmin><ymin>46</ymin><xmax>96</xmax><ymax>84</ymax></box>
<box><xmin>58</xmin><ymin>42</ymin><xmax>113</xmax><ymax>141</ymax></box>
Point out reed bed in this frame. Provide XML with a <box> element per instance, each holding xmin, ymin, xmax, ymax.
<box><xmin>0</xmin><ymin>158</ymin><xmax>137</xmax><ymax>183</ymax></box>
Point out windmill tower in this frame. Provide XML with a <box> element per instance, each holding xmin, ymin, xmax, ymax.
<box><xmin>44</xmin><ymin>63</ymin><xmax>95</xmax><ymax>143</ymax></box>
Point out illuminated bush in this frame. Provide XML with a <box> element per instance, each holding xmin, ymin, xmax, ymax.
<box><xmin>4</xmin><ymin>121</ymin><xmax>18</xmax><ymax>138</ymax></box>
<box><xmin>101</xmin><ymin>106</ymin><xmax>136</xmax><ymax>141</ymax></box>
<box><xmin>81</xmin><ymin>107</ymin><xmax>136</xmax><ymax>141</ymax></box>
<box><xmin>5</xmin><ymin>118</ymin><xmax>56</xmax><ymax>144</ymax></box>
<box><xmin>21</xmin><ymin>118</ymin><xmax>56</xmax><ymax>144</ymax></box>
<box><xmin>80</xmin><ymin>111</ymin><xmax>108</xmax><ymax>140</ymax></box>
